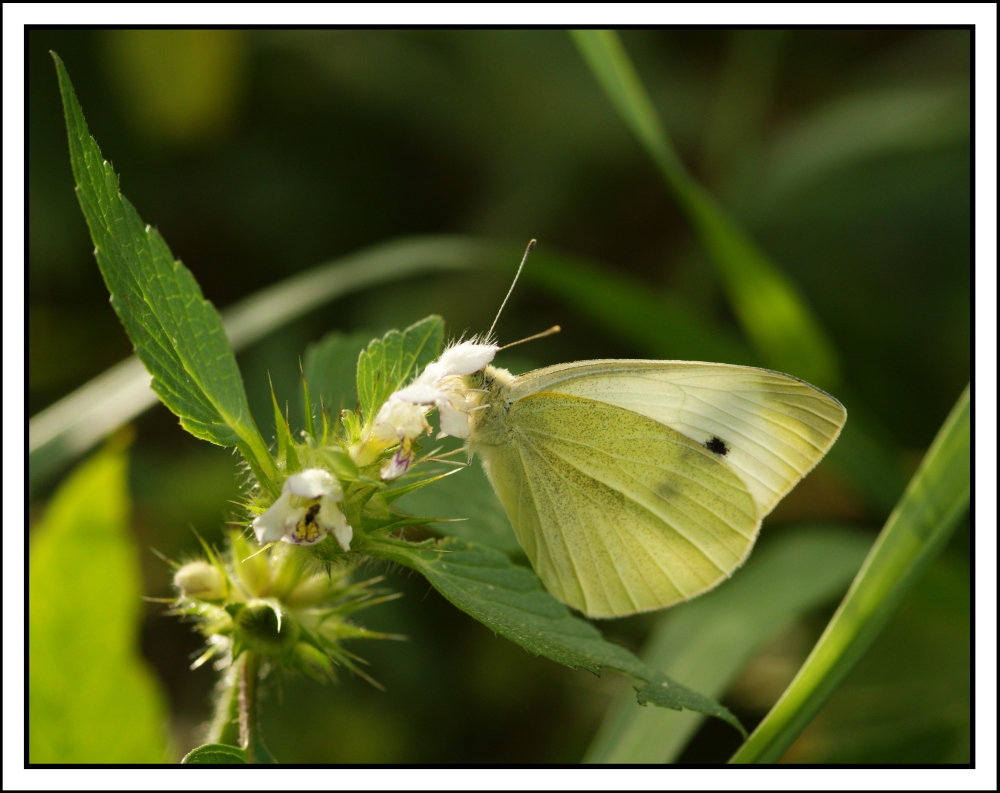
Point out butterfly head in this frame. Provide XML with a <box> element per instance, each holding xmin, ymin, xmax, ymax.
<box><xmin>463</xmin><ymin>365</ymin><xmax>516</xmax><ymax>447</ymax></box>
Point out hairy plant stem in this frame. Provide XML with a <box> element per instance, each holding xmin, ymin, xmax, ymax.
<box><xmin>204</xmin><ymin>656</ymin><xmax>241</xmax><ymax>746</ymax></box>
<box><xmin>239</xmin><ymin>651</ymin><xmax>260</xmax><ymax>764</ymax></box>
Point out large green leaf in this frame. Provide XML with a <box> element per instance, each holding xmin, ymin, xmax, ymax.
<box><xmin>730</xmin><ymin>384</ymin><xmax>970</xmax><ymax>763</ymax></box>
<box><xmin>365</xmin><ymin>536</ymin><xmax>744</xmax><ymax>735</ymax></box>
<box><xmin>357</xmin><ymin>315</ymin><xmax>445</xmax><ymax>428</ymax></box>
<box><xmin>585</xmin><ymin>525</ymin><xmax>873</xmax><ymax>763</ymax></box>
<box><xmin>52</xmin><ymin>53</ymin><xmax>276</xmax><ymax>487</ymax></box>
<box><xmin>570</xmin><ymin>30</ymin><xmax>840</xmax><ymax>388</ymax></box>
<box><xmin>29</xmin><ymin>441</ymin><xmax>169</xmax><ymax>763</ymax></box>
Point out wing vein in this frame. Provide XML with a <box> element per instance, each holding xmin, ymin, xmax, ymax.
<box><xmin>521</xmin><ymin>434</ymin><xmax>614</xmax><ymax>614</ymax></box>
<box><xmin>514</xmin><ymin>441</ymin><xmax>585</xmax><ymax>611</ymax></box>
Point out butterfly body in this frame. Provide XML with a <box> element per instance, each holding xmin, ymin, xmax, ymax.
<box><xmin>465</xmin><ymin>360</ymin><xmax>847</xmax><ymax>618</ymax></box>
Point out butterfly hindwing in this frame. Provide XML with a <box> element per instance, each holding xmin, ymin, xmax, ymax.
<box><xmin>479</xmin><ymin>392</ymin><xmax>758</xmax><ymax>618</ymax></box>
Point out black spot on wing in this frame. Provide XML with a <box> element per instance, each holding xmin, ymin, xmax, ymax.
<box><xmin>705</xmin><ymin>436</ymin><xmax>729</xmax><ymax>456</ymax></box>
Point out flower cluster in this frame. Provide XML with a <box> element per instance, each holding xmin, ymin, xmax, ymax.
<box><xmin>360</xmin><ymin>340</ymin><xmax>498</xmax><ymax>480</ymax></box>
<box><xmin>170</xmin><ymin>532</ymin><xmax>398</xmax><ymax>684</ymax></box>
<box><xmin>168</xmin><ymin>335</ymin><xmax>501</xmax><ymax>677</ymax></box>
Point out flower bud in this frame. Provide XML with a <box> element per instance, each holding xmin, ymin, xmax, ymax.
<box><xmin>174</xmin><ymin>561</ymin><xmax>227</xmax><ymax>601</ymax></box>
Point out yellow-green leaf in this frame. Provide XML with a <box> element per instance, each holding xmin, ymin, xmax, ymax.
<box><xmin>29</xmin><ymin>442</ymin><xmax>169</xmax><ymax>763</ymax></box>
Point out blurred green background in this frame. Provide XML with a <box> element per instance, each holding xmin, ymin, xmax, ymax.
<box><xmin>28</xmin><ymin>29</ymin><xmax>970</xmax><ymax>763</ymax></box>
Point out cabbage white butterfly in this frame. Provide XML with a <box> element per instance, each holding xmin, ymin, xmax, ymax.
<box><xmin>461</xmin><ymin>243</ymin><xmax>847</xmax><ymax>618</ymax></box>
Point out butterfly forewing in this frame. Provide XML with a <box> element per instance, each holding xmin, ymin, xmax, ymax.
<box><xmin>508</xmin><ymin>361</ymin><xmax>847</xmax><ymax>519</ymax></box>
<box><xmin>479</xmin><ymin>392</ymin><xmax>759</xmax><ymax>618</ymax></box>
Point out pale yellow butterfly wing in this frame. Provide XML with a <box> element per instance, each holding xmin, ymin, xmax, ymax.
<box><xmin>507</xmin><ymin>361</ymin><xmax>847</xmax><ymax>521</ymax></box>
<box><xmin>478</xmin><ymin>392</ymin><xmax>758</xmax><ymax>618</ymax></box>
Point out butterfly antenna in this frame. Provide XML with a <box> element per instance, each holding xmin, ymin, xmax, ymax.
<box><xmin>498</xmin><ymin>325</ymin><xmax>561</xmax><ymax>352</ymax></box>
<box><xmin>487</xmin><ymin>239</ymin><xmax>536</xmax><ymax>341</ymax></box>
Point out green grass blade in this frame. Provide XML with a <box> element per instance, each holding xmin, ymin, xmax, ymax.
<box><xmin>29</xmin><ymin>440</ymin><xmax>169</xmax><ymax>762</ymax></box>
<box><xmin>570</xmin><ymin>30</ymin><xmax>840</xmax><ymax>388</ymax></box>
<box><xmin>29</xmin><ymin>237</ymin><xmax>906</xmax><ymax>519</ymax></box>
<box><xmin>28</xmin><ymin>237</ymin><xmax>482</xmax><ymax>492</ymax></box>
<box><xmin>52</xmin><ymin>52</ymin><xmax>277</xmax><ymax>487</ymax></box>
<box><xmin>782</xmin><ymin>551</ymin><xmax>970</xmax><ymax>763</ymax></box>
<box><xmin>729</xmin><ymin>384</ymin><xmax>970</xmax><ymax>763</ymax></box>
<box><xmin>585</xmin><ymin>525</ymin><xmax>873</xmax><ymax>763</ymax></box>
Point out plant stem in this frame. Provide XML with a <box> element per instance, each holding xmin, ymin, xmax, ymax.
<box><xmin>239</xmin><ymin>651</ymin><xmax>260</xmax><ymax>764</ymax></box>
<box><xmin>205</xmin><ymin>657</ymin><xmax>241</xmax><ymax>746</ymax></box>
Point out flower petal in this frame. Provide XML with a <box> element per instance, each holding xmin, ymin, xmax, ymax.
<box><xmin>253</xmin><ymin>491</ymin><xmax>296</xmax><ymax>543</ymax></box>
<box><xmin>380</xmin><ymin>437</ymin><xmax>416</xmax><ymax>480</ymax></box>
<box><xmin>438</xmin><ymin>400</ymin><xmax>470</xmax><ymax>439</ymax></box>
<box><xmin>372</xmin><ymin>397</ymin><xmax>431</xmax><ymax>442</ymax></box>
<box><xmin>434</xmin><ymin>341</ymin><xmax>498</xmax><ymax>376</ymax></box>
<box><xmin>392</xmin><ymin>383</ymin><xmax>442</xmax><ymax>404</ymax></box>
<box><xmin>318</xmin><ymin>499</ymin><xmax>353</xmax><ymax>551</ymax></box>
<box><xmin>286</xmin><ymin>468</ymin><xmax>342</xmax><ymax>502</ymax></box>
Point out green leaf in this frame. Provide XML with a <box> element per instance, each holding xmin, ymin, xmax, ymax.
<box><xmin>585</xmin><ymin>525</ymin><xmax>873</xmax><ymax>763</ymax></box>
<box><xmin>29</xmin><ymin>440</ymin><xmax>169</xmax><ymax>763</ymax></box>
<box><xmin>357</xmin><ymin>315</ymin><xmax>445</xmax><ymax>427</ymax></box>
<box><xmin>365</xmin><ymin>536</ymin><xmax>744</xmax><ymax>735</ymax></box>
<box><xmin>304</xmin><ymin>330</ymin><xmax>373</xmax><ymax>418</ymax></box>
<box><xmin>181</xmin><ymin>743</ymin><xmax>247</xmax><ymax>765</ymax></box>
<box><xmin>268</xmin><ymin>377</ymin><xmax>295</xmax><ymax>470</ymax></box>
<box><xmin>393</xmin><ymin>459</ymin><xmax>522</xmax><ymax>557</ymax></box>
<box><xmin>52</xmin><ymin>53</ymin><xmax>277</xmax><ymax>488</ymax></box>
<box><xmin>313</xmin><ymin>444</ymin><xmax>359</xmax><ymax>482</ymax></box>
<box><xmin>570</xmin><ymin>30</ymin><xmax>840</xmax><ymax>388</ymax></box>
<box><xmin>730</xmin><ymin>384</ymin><xmax>970</xmax><ymax>763</ymax></box>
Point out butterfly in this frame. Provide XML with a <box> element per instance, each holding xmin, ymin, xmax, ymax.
<box><xmin>382</xmin><ymin>242</ymin><xmax>847</xmax><ymax>618</ymax></box>
<box><xmin>462</xmin><ymin>357</ymin><xmax>846</xmax><ymax>619</ymax></box>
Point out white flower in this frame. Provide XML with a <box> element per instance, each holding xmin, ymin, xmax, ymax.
<box><xmin>380</xmin><ymin>436</ymin><xmax>417</xmax><ymax>480</ymax></box>
<box><xmin>356</xmin><ymin>340</ymin><xmax>499</xmax><ymax>479</ymax></box>
<box><xmin>393</xmin><ymin>341</ymin><xmax>498</xmax><ymax>441</ymax></box>
<box><xmin>252</xmin><ymin>469</ymin><xmax>353</xmax><ymax>551</ymax></box>
<box><xmin>368</xmin><ymin>398</ymin><xmax>432</xmax><ymax>480</ymax></box>
<box><xmin>371</xmin><ymin>397</ymin><xmax>432</xmax><ymax>445</ymax></box>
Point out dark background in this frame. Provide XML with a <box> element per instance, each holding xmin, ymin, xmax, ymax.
<box><xmin>28</xmin><ymin>28</ymin><xmax>971</xmax><ymax>762</ymax></box>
